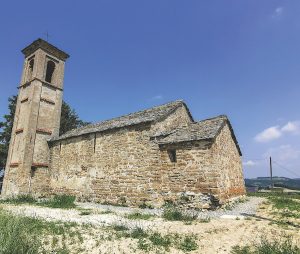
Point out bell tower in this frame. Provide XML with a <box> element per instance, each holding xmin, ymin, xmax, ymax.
<box><xmin>2</xmin><ymin>39</ymin><xmax>69</xmax><ymax>196</ymax></box>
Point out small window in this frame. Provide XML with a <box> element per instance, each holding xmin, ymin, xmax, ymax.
<box><xmin>30</xmin><ymin>166</ymin><xmax>37</xmax><ymax>177</ymax></box>
<box><xmin>45</xmin><ymin>60</ymin><xmax>55</xmax><ymax>83</ymax></box>
<box><xmin>168</xmin><ymin>149</ymin><xmax>177</xmax><ymax>163</ymax></box>
<box><xmin>27</xmin><ymin>58</ymin><xmax>34</xmax><ymax>80</ymax></box>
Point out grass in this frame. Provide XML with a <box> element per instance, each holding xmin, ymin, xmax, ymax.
<box><xmin>231</xmin><ymin>235</ymin><xmax>300</xmax><ymax>254</ymax></box>
<box><xmin>269</xmin><ymin>196</ymin><xmax>300</xmax><ymax>211</ymax></box>
<box><xmin>98</xmin><ymin>209</ymin><xmax>113</xmax><ymax>214</ymax></box>
<box><xmin>110</xmin><ymin>224</ymin><xmax>198</xmax><ymax>252</ymax></box>
<box><xmin>162</xmin><ymin>205</ymin><xmax>198</xmax><ymax>222</ymax></box>
<box><xmin>179</xmin><ymin>235</ymin><xmax>198</xmax><ymax>252</ymax></box>
<box><xmin>126</xmin><ymin>212</ymin><xmax>153</xmax><ymax>220</ymax></box>
<box><xmin>79</xmin><ymin>210</ymin><xmax>92</xmax><ymax>216</ymax></box>
<box><xmin>42</xmin><ymin>195</ymin><xmax>76</xmax><ymax>209</ymax></box>
<box><xmin>0</xmin><ymin>208</ymin><xmax>84</xmax><ymax>254</ymax></box>
<box><xmin>248</xmin><ymin>191</ymin><xmax>300</xmax><ymax>222</ymax></box>
<box><xmin>0</xmin><ymin>208</ymin><xmax>40</xmax><ymax>254</ymax></box>
<box><xmin>0</xmin><ymin>194</ymin><xmax>76</xmax><ymax>209</ymax></box>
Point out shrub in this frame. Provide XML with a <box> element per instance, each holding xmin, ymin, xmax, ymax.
<box><xmin>179</xmin><ymin>235</ymin><xmax>198</xmax><ymax>252</ymax></box>
<box><xmin>149</xmin><ymin>232</ymin><xmax>172</xmax><ymax>249</ymax></box>
<box><xmin>43</xmin><ymin>194</ymin><xmax>76</xmax><ymax>209</ymax></box>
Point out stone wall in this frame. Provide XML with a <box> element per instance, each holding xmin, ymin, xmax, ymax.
<box><xmin>210</xmin><ymin>124</ymin><xmax>245</xmax><ymax>203</ymax></box>
<box><xmin>47</xmin><ymin>105</ymin><xmax>192</xmax><ymax>206</ymax></box>
<box><xmin>44</xmin><ymin>109</ymin><xmax>244</xmax><ymax>209</ymax></box>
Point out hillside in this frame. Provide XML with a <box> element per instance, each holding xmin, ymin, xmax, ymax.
<box><xmin>245</xmin><ymin>177</ymin><xmax>300</xmax><ymax>190</ymax></box>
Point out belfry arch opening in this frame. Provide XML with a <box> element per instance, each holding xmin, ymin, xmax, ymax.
<box><xmin>27</xmin><ymin>58</ymin><xmax>34</xmax><ymax>80</ymax></box>
<box><xmin>45</xmin><ymin>60</ymin><xmax>55</xmax><ymax>83</ymax></box>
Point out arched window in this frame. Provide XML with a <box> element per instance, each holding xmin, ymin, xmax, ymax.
<box><xmin>27</xmin><ymin>59</ymin><xmax>34</xmax><ymax>80</ymax></box>
<box><xmin>45</xmin><ymin>60</ymin><xmax>55</xmax><ymax>83</ymax></box>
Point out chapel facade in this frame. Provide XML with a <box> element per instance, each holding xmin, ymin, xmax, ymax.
<box><xmin>2</xmin><ymin>39</ymin><xmax>245</xmax><ymax>208</ymax></box>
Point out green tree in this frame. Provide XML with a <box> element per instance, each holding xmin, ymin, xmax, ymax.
<box><xmin>0</xmin><ymin>95</ymin><xmax>17</xmax><ymax>170</ymax></box>
<box><xmin>59</xmin><ymin>101</ymin><xmax>89</xmax><ymax>135</ymax></box>
<box><xmin>0</xmin><ymin>96</ymin><xmax>89</xmax><ymax>170</ymax></box>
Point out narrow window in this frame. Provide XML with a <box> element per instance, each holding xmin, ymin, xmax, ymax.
<box><xmin>30</xmin><ymin>166</ymin><xmax>37</xmax><ymax>177</ymax></box>
<box><xmin>168</xmin><ymin>149</ymin><xmax>177</xmax><ymax>163</ymax></box>
<box><xmin>45</xmin><ymin>60</ymin><xmax>55</xmax><ymax>83</ymax></box>
<box><xmin>59</xmin><ymin>142</ymin><xmax>62</xmax><ymax>154</ymax></box>
<box><xmin>93</xmin><ymin>133</ymin><xmax>96</xmax><ymax>153</ymax></box>
<box><xmin>28</xmin><ymin>58</ymin><xmax>34</xmax><ymax>80</ymax></box>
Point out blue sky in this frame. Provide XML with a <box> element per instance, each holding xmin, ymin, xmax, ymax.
<box><xmin>0</xmin><ymin>1</ymin><xmax>299</xmax><ymax>178</ymax></box>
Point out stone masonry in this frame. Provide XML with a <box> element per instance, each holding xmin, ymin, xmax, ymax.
<box><xmin>2</xmin><ymin>39</ymin><xmax>245</xmax><ymax>209</ymax></box>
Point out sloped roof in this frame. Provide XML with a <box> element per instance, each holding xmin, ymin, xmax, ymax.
<box><xmin>22</xmin><ymin>38</ymin><xmax>69</xmax><ymax>60</ymax></box>
<box><xmin>156</xmin><ymin>115</ymin><xmax>242</xmax><ymax>155</ymax></box>
<box><xmin>50</xmin><ymin>100</ymin><xmax>193</xmax><ymax>142</ymax></box>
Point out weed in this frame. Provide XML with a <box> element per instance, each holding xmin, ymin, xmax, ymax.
<box><xmin>126</xmin><ymin>212</ymin><xmax>153</xmax><ymax>220</ymax></box>
<box><xmin>0</xmin><ymin>194</ymin><xmax>37</xmax><ymax>204</ymax></box>
<box><xmin>137</xmin><ymin>238</ymin><xmax>151</xmax><ymax>251</ymax></box>
<box><xmin>163</xmin><ymin>205</ymin><xmax>198</xmax><ymax>222</ymax></box>
<box><xmin>79</xmin><ymin>210</ymin><xmax>92</xmax><ymax>216</ymax></box>
<box><xmin>179</xmin><ymin>235</ymin><xmax>198</xmax><ymax>252</ymax></box>
<box><xmin>119</xmin><ymin>196</ymin><xmax>127</xmax><ymax>206</ymax></box>
<box><xmin>138</xmin><ymin>201</ymin><xmax>154</xmax><ymax>209</ymax></box>
<box><xmin>149</xmin><ymin>232</ymin><xmax>172</xmax><ymax>250</ymax></box>
<box><xmin>42</xmin><ymin>194</ymin><xmax>76</xmax><ymax>209</ymax></box>
<box><xmin>112</xmin><ymin>224</ymin><xmax>129</xmax><ymax>231</ymax></box>
<box><xmin>130</xmin><ymin>227</ymin><xmax>148</xmax><ymax>239</ymax></box>
<box><xmin>0</xmin><ymin>209</ymin><xmax>41</xmax><ymax>254</ymax></box>
<box><xmin>231</xmin><ymin>235</ymin><xmax>300</xmax><ymax>254</ymax></box>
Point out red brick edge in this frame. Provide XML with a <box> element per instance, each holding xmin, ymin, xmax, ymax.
<box><xmin>32</xmin><ymin>163</ymin><xmax>48</xmax><ymax>168</ymax></box>
<box><xmin>15</xmin><ymin>128</ymin><xmax>24</xmax><ymax>134</ymax></box>
<box><xmin>36</xmin><ymin>128</ymin><xmax>52</xmax><ymax>135</ymax></box>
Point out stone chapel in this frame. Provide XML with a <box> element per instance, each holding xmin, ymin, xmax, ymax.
<box><xmin>2</xmin><ymin>39</ymin><xmax>245</xmax><ymax>208</ymax></box>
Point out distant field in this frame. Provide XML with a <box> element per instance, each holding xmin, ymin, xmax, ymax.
<box><xmin>245</xmin><ymin>177</ymin><xmax>300</xmax><ymax>190</ymax></box>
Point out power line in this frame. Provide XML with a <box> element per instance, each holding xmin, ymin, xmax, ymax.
<box><xmin>273</xmin><ymin>160</ymin><xmax>300</xmax><ymax>178</ymax></box>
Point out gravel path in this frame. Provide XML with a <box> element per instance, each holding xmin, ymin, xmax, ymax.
<box><xmin>1</xmin><ymin>197</ymin><xmax>265</xmax><ymax>229</ymax></box>
<box><xmin>77</xmin><ymin>197</ymin><xmax>265</xmax><ymax>219</ymax></box>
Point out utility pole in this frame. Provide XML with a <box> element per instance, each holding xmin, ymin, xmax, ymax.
<box><xmin>269</xmin><ymin>156</ymin><xmax>273</xmax><ymax>189</ymax></box>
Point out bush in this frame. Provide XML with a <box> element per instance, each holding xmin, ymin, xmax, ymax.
<box><xmin>43</xmin><ymin>194</ymin><xmax>76</xmax><ymax>209</ymax></box>
<box><xmin>149</xmin><ymin>232</ymin><xmax>172</xmax><ymax>249</ymax></box>
<box><xmin>179</xmin><ymin>235</ymin><xmax>198</xmax><ymax>252</ymax></box>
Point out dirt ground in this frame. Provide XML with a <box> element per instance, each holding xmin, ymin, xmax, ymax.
<box><xmin>1</xmin><ymin>197</ymin><xmax>299</xmax><ymax>254</ymax></box>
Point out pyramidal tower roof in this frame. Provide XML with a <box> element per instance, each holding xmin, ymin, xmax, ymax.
<box><xmin>21</xmin><ymin>38</ymin><xmax>69</xmax><ymax>61</ymax></box>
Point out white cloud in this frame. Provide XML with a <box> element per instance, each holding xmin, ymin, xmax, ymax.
<box><xmin>151</xmin><ymin>95</ymin><xmax>163</xmax><ymax>100</ymax></box>
<box><xmin>281</xmin><ymin>121</ymin><xmax>300</xmax><ymax>134</ymax></box>
<box><xmin>243</xmin><ymin>160</ymin><xmax>257</xmax><ymax>167</ymax></box>
<box><xmin>254</xmin><ymin>126</ymin><xmax>282</xmax><ymax>143</ymax></box>
<box><xmin>272</xmin><ymin>7</ymin><xmax>284</xmax><ymax>18</ymax></box>
<box><xmin>264</xmin><ymin>145</ymin><xmax>300</xmax><ymax>162</ymax></box>
<box><xmin>255</xmin><ymin>120</ymin><xmax>300</xmax><ymax>143</ymax></box>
